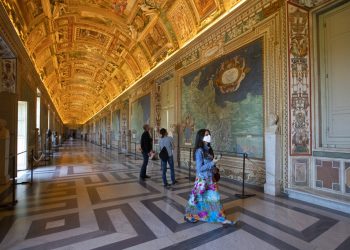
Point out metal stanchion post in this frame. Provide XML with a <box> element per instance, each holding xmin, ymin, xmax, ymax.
<box><xmin>134</xmin><ymin>142</ymin><xmax>137</xmax><ymax>160</ymax></box>
<box><xmin>235</xmin><ymin>153</ymin><xmax>255</xmax><ymax>199</ymax></box>
<box><xmin>30</xmin><ymin>149</ymin><xmax>34</xmax><ymax>184</ymax></box>
<box><xmin>188</xmin><ymin>148</ymin><xmax>192</xmax><ymax>182</ymax></box>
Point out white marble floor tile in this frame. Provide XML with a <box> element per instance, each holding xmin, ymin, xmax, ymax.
<box><xmin>97</xmin><ymin>183</ymin><xmax>150</xmax><ymax>200</ymax></box>
<box><xmin>192</xmin><ymin>230</ymin><xmax>279</xmax><ymax>250</ymax></box>
<box><xmin>242</xmin><ymin>197</ymin><xmax>319</xmax><ymax>231</ymax></box>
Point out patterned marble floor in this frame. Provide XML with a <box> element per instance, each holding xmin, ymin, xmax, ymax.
<box><xmin>1</xmin><ymin>140</ymin><xmax>350</xmax><ymax>250</ymax></box>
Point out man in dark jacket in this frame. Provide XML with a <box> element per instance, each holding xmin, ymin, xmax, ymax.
<box><xmin>140</xmin><ymin>124</ymin><xmax>152</xmax><ymax>180</ymax></box>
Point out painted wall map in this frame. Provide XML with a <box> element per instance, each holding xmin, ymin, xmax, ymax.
<box><xmin>131</xmin><ymin>94</ymin><xmax>151</xmax><ymax>141</ymax></box>
<box><xmin>181</xmin><ymin>38</ymin><xmax>264</xmax><ymax>158</ymax></box>
<box><xmin>112</xmin><ymin>109</ymin><xmax>121</xmax><ymax>140</ymax></box>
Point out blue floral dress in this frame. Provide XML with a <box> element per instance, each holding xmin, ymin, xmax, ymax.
<box><xmin>184</xmin><ymin>147</ymin><xmax>228</xmax><ymax>223</ymax></box>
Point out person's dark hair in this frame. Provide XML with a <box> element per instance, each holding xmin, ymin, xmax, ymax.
<box><xmin>159</xmin><ymin>128</ymin><xmax>167</xmax><ymax>138</ymax></box>
<box><xmin>143</xmin><ymin>124</ymin><xmax>149</xmax><ymax>131</ymax></box>
<box><xmin>193</xmin><ymin>129</ymin><xmax>206</xmax><ymax>160</ymax></box>
<box><xmin>205</xmin><ymin>129</ymin><xmax>214</xmax><ymax>157</ymax></box>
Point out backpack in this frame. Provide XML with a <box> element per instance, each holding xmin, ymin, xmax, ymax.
<box><xmin>159</xmin><ymin>146</ymin><xmax>169</xmax><ymax>161</ymax></box>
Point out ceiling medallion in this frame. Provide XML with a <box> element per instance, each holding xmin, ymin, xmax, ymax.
<box><xmin>215</xmin><ymin>56</ymin><xmax>250</xmax><ymax>93</ymax></box>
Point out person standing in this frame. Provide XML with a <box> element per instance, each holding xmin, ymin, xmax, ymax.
<box><xmin>140</xmin><ymin>124</ymin><xmax>152</xmax><ymax>180</ymax></box>
<box><xmin>184</xmin><ymin>129</ymin><xmax>236</xmax><ymax>225</ymax></box>
<box><xmin>159</xmin><ymin>128</ymin><xmax>176</xmax><ymax>187</ymax></box>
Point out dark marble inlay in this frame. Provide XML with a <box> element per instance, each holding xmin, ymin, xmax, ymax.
<box><xmin>0</xmin><ymin>215</ymin><xmax>15</xmax><ymax>243</ymax></box>
<box><xmin>93</xmin><ymin>203</ymin><xmax>157</xmax><ymax>249</ymax></box>
<box><xmin>141</xmin><ymin>196</ymin><xmax>202</xmax><ymax>232</ymax></box>
<box><xmin>87</xmin><ymin>180</ymin><xmax>160</xmax><ymax>204</ymax></box>
<box><xmin>84</xmin><ymin>173</ymin><xmax>109</xmax><ymax>184</ymax></box>
<box><xmin>241</xmin><ymin>222</ymin><xmax>299</xmax><ymax>250</ymax></box>
<box><xmin>227</xmin><ymin>197</ymin><xmax>339</xmax><ymax>242</ymax></box>
<box><xmin>24</xmin><ymin>188</ymin><xmax>77</xmax><ymax>201</ymax></box>
<box><xmin>46</xmin><ymin>181</ymin><xmax>76</xmax><ymax>189</ymax></box>
<box><xmin>228</xmin><ymin>206</ymin><xmax>337</xmax><ymax>242</ymax></box>
<box><xmin>160</xmin><ymin>225</ymin><xmax>239</xmax><ymax>250</ymax></box>
<box><xmin>22</xmin><ymin>198</ymin><xmax>78</xmax><ymax>216</ymax></box>
<box><xmin>335</xmin><ymin>236</ymin><xmax>350</xmax><ymax>250</ymax></box>
<box><xmin>26</xmin><ymin>213</ymin><xmax>80</xmax><ymax>239</ymax></box>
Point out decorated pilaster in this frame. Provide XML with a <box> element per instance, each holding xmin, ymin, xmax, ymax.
<box><xmin>287</xmin><ymin>1</ymin><xmax>312</xmax><ymax>190</ymax></box>
<box><xmin>288</xmin><ymin>2</ymin><xmax>311</xmax><ymax>156</ymax></box>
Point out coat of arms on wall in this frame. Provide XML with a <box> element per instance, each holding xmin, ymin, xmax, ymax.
<box><xmin>215</xmin><ymin>56</ymin><xmax>250</xmax><ymax>94</ymax></box>
<box><xmin>0</xmin><ymin>58</ymin><xmax>16</xmax><ymax>93</ymax></box>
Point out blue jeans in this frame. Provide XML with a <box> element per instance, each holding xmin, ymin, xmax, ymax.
<box><xmin>161</xmin><ymin>155</ymin><xmax>175</xmax><ymax>185</ymax></box>
<box><xmin>140</xmin><ymin>152</ymin><xmax>149</xmax><ymax>178</ymax></box>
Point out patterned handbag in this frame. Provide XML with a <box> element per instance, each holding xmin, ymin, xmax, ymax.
<box><xmin>212</xmin><ymin>166</ymin><xmax>220</xmax><ymax>182</ymax></box>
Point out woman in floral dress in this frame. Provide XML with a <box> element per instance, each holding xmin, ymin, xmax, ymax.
<box><xmin>184</xmin><ymin>129</ymin><xmax>235</xmax><ymax>225</ymax></box>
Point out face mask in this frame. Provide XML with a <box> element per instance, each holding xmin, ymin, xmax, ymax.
<box><xmin>203</xmin><ymin>135</ymin><xmax>211</xmax><ymax>143</ymax></box>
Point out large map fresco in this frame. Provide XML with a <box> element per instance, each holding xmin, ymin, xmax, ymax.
<box><xmin>112</xmin><ymin>109</ymin><xmax>120</xmax><ymax>140</ymax></box>
<box><xmin>131</xmin><ymin>94</ymin><xmax>151</xmax><ymax>141</ymax></box>
<box><xmin>181</xmin><ymin>38</ymin><xmax>264</xmax><ymax>158</ymax></box>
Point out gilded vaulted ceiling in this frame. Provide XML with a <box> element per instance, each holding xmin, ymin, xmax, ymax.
<box><xmin>1</xmin><ymin>0</ymin><xmax>241</xmax><ymax>124</ymax></box>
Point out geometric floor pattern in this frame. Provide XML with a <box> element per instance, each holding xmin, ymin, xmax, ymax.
<box><xmin>1</xmin><ymin>140</ymin><xmax>350</xmax><ymax>250</ymax></box>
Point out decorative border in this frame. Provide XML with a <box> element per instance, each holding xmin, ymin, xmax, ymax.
<box><xmin>292</xmin><ymin>157</ymin><xmax>309</xmax><ymax>186</ymax></box>
<box><xmin>287</xmin><ymin>2</ymin><xmax>312</xmax><ymax>156</ymax></box>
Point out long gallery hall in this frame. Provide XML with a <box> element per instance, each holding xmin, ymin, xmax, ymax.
<box><xmin>0</xmin><ymin>139</ymin><xmax>349</xmax><ymax>250</ymax></box>
<box><xmin>1</xmin><ymin>0</ymin><xmax>350</xmax><ymax>249</ymax></box>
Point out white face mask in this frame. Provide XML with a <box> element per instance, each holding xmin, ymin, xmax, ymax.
<box><xmin>203</xmin><ymin>135</ymin><xmax>211</xmax><ymax>143</ymax></box>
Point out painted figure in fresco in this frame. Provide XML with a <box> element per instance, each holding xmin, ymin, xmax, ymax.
<box><xmin>112</xmin><ymin>0</ymin><xmax>128</xmax><ymax>15</ymax></box>
<box><xmin>1</xmin><ymin>59</ymin><xmax>16</xmax><ymax>93</ymax></box>
<box><xmin>159</xmin><ymin>128</ymin><xmax>176</xmax><ymax>187</ymax></box>
<box><xmin>140</xmin><ymin>124</ymin><xmax>153</xmax><ymax>180</ymax></box>
<box><xmin>52</xmin><ymin>1</ymin><xmax>67</xmax><ymax>19</ymax></box>
<box><xmin>182</xmin><ymin>115</ymin><xmax>194</xmax><ymax>145</ymax></box>
<box><xmin>139</xmin><ymin>2</ymin><xmax>159</xmax><ymax>16</ymax></box>
<box><xmin>128</xmin><ymin>24</ymin><xmax>138</xmax><ymax>40</ymax></box>
<box><xmin>184</xmin><ymin>129</ymin><xmax>237</xmax><ymax>225</ymax></box>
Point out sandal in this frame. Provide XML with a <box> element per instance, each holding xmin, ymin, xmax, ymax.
<box><xmin>222</xmin><ymin>219</ymin><xmax>237</xmax><ymax>225</ymax></box>
<box><xmin>184</xmin><ymin>216</ymin><xmax>198</xmax><ymax>223</ymax></box>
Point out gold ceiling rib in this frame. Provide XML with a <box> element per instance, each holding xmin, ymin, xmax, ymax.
<box><xmin>2</xmin><ymin>0</ymin><xmax>241</xmax><ymax>125</ymax></box>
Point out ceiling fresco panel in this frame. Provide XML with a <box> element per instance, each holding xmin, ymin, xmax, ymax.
<box><xmin>167</xmin><ymin>0</ymin><xmax>197</xmax><ymax>46</ymax></box>
<box><xmin>124</xmin><ymin>53</ymin><xmax>141</xmax><ymax>77</ymax></box>
<box><xmin>2</xmin><ymin>0</ymin><xmax>242</xmax><ymax>124</ymax></box>
<box><xmin>75</xmin><ymin>27</ymin><xmax>111</xmax><ymax>47</ymax></box>
<box><xmin>133</xmin><ymin>46</ymin><xmax>150</xmax><ymax>72</ymax></box>
<box><xmin>121</xmin><ymin>62</ymin><xmax>135</xmax><ymax>83</ymax></box>
<box><xmin>193</xmin><ymin>0</ymin><xmax>217</xmax><ymax>19</ymax></box>
<box><xmin>26</xmin><ymin>22</ymin><xmax>47</xmax><ymax>50</ymax></box>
